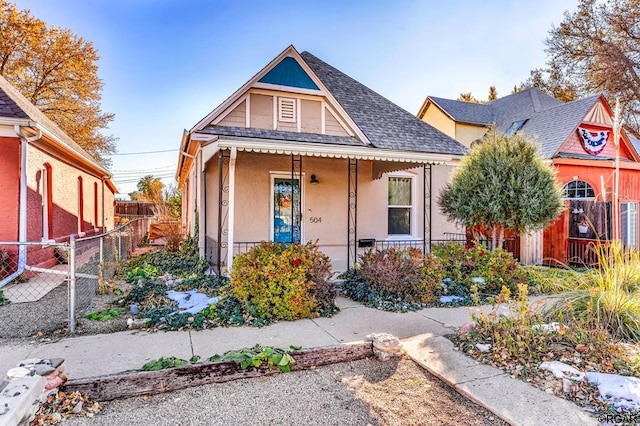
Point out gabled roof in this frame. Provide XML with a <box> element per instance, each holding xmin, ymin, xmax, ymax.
<box><xmin>300</xmin><ymin>52</ymin><xmax>466</xmax><ymax>155</ymax></box>
<box><xmin>419</xmin><ymin>87</ymin><xmax>627</xmax><ymax>158</ymax></box>
<box><xmin>426</xmin><ymin>96</ymin><xmax>493</xmax><ymax>125</ymax></box>
<box><xmin>520</xmin><ymin>95</ymin><xmax>600</xmax><ymax>158</ymax></box>
<box><xmin>0</xmin><ymin>75</ymin><xmax>114</xmax><ymax>188</ymax></box>
<box><xmin>186</xmin><ymin>46</ymin><xmax>466</xmax><ymax>159</ymax></box>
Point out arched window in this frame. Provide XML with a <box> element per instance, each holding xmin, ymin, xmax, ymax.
<box><xmin>43</xmin><ymin>164</ymin><xmax>53</xmax><ymax>239</ymax></box>
<box><xmin>563</xmin><ymin>180</ymin><xmax>595</xmax><ymax>199</ymax></box>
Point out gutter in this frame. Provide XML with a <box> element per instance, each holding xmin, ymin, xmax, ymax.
<box><xmin>0</xmin><ymin>125</ymin><xmax>42</xmax><ymax>288</ymax></box>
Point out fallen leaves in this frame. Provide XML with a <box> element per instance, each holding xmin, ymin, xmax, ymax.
<box><xmin>31</xmin><ymin>391</ymin><xmax>100</xmax><ymax>425</ymax></box>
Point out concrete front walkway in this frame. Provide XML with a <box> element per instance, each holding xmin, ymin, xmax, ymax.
<box><xmin>0</xmin><ymin>297</ymin><xmax>596</xmax><ymax>425</ymax></box>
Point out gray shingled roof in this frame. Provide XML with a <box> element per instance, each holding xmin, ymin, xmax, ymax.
<box><xmin>428</xmin><ymin>97</ymin><xmax>493</xmax><ymax>125</ymax></box>
<box><xmin>0</xmin><ymin>82</ymin><xmax>28</xmax><ymax>119</ymax></box>
<box><xmin>300</xmin><ymin>52</ymin><xmax>467</xmax><ymax>156</ymax></box>
<box><xmin>427</xmin><ymin>88</ymin><xmax>605</xmax><ymax>158</ymax></box>
<box><xmin>201</xmin><ymin>126</ymin><xmax>364</xmax><ymax>146</ymax></box>
<box><xmin>629</xmin><ymin>134</ymin><xmax>640</xmax><ymax>158</ymax></box>
<box><xmin>520</xmin><ymin>96</ymin><xmax>599</xmax><ymax>158</ymax></box>
<box><xmin>0</xmin><ymin>74</ymin><xmax>108</xmax><ymax>173</ymax></box>
<box><xmin>490</xmin><ymin>88</ymin><xmax>562</xmax><ymax>133</ymax></box>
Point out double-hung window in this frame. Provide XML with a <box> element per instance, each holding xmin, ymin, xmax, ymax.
<box><xmin>622</xmin><ymin>203</ymin><xmax>639</xmax><ymax>248</ymax></box>
<box><xmin>388</xmin><ymin>176</ymin><xmax>413</xmax><ymax>236</ymax></box>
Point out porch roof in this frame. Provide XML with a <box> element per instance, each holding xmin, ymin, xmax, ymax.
<box><xmin>196</xmin><ymin>134</ymin><xmax>459</xmax><ymax>167</ymax></box>
<box><xmin>198</xmin><ymin>126</ymin><xmax>363</xmax><ymax>147</ymax></box>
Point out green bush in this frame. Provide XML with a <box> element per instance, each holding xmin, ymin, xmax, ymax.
<box><xmin>118</xmin><ymin>236</ymin><xmax>208</xmax><ymax>279</ymax></box>
<box><xmin>84</xmin><ymin>308</ymin><xmax>122</xmax><ymax>321</ymax></box>
<box><xmin>229</xmin><ymin>241</ymin><xmax>336</xmax><ymax>321</ymax></box>
<box><xmin>357</xmin><ymin>247</ymin><xmax>443</xmax><ymax>304</ymax></box>
<box><xmin>342</xmin><ymin>247</ymin><xmax>443</xmax><ymax>311</ymax></box>
<box><xmin>125</xmin><ymin>263</ymin><xmax>158</xmax><ymax>283</ymax></box>
<box><xmin>432</xmin><ymin>242</ymin><xmax>528</xmax><ymax>295</ymax></box>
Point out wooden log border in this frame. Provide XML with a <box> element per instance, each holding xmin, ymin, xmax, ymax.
<box><xmin>62</xmin><ymin>342</ymin><xmax>374</xmax><ymax>401</ymax></box>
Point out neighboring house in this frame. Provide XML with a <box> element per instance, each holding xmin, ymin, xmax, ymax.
<box><xmin>0</xmin><ymin>74</ymin><xmax>117</xmax><ymax>281</ymax></box>
<box><xmin>177</xmin><ymin>46</ymin><xmax>467</xmax><ymax>273</ymax></box>
<box><xmin>418</xmin><ymin>88</ymin><xmax>640</xmax><ymax>265</ymax></box>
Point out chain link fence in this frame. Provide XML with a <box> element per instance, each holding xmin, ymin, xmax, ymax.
<box><xmin>0</xmin><ymin>218</ymin><xmax>151</xmax><ymax>338</ymax></box>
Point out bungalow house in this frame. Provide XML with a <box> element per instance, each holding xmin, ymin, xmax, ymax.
<box><xmin>418</xmin><ymin>88</ymin><xmax>640</xmax><ymax>265</ymax></box>
<box><xmin>177</xmin><ymin>46</ymin><xmax>467</xmax><ymax>274</ymax></box>
<box><xmin>0</xmin><ymin>74</ymin><xmax>117</xmax><ymax>284</ymax></box>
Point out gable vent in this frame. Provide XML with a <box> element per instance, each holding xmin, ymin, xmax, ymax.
<box><xmin>278</xmin><ymin>97</ymin><xmax>296</xmax><ymax>122</ymax></box>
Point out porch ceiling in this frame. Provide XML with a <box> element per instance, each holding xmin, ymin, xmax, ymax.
<box><xmin>371</xmin><ymin>161</ymin><xmax>421</xmax><ymax>179</ymax></box>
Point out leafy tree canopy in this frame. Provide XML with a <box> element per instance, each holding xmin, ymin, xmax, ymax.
<box><xmin>438</xmin><ymin>131</ymin><xmax>563</xmax><ymax>248</ymax></box>
<box><xmin>0</xmin><ymin>0</ymin><xmax>116</xmax><ymax>164</ymax></box>
<box><xmin>130</xmin><ymin>176</ymin><xmax>181</xmax><ymax>219</ymax></box>
<box><xmin>524</xmin><ymin>0</ymin><xmax>640</xmax><ymax>134</ymax></box>
<box><xmin>456</xmin><ymin>86</ymin><xmax>499</xmax><ymax>104</ymax></box>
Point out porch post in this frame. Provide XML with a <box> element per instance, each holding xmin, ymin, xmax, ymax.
<box><xmin>198</xmin><ymin>151</ymin><xmax>205</xmax><ymax>258</ymax></box>
<box><xmin>423</xmin><ymin>163</ymin><xmax>432</xmax><ymax>254</ymax></box>
<box><xmin>347</xmin><ymin>158</ymin><xmax>358</xmax><ymax>269</ymax></box>
<box><xmin>227</xmin><ymin>147</ymin><xmax>237</xmax><ymax>272</ymax></box>
<box><xmin>291</xmin><ymin>154</ymin><xmax>302</xmax><ymax>243</ymax></box>
<box><xmin>217</xmin><ymin>150</ymin><xmax>230</xmax><ymax>276</ymax></box>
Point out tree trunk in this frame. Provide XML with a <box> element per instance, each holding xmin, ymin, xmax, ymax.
<box><xmin>491</xmin><ymin>226</ymin><xmax>497</xmax><ymax>250</ymax></box>
<box><xmin>497</xmin><ymin>227</ymin><xmax>505</xmax><ymax>250</ymax></box>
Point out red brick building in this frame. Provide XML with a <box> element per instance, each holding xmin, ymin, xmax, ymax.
<box><xmin>0</xmin><ymin>75</ymin><xmax>117</xmax><ymax>280</ymax></box>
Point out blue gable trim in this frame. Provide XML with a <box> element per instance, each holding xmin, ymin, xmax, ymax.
<box><xmin>258</xmin><ymin>57</ymin><xmax>320</xmax><ymax>90</ymax></box>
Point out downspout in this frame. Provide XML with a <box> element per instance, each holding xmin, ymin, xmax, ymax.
<box><xmin>101</xmin><ymin>178</ymin><xmax>105</xmax><ymax>231</ymax></box>
<box><xmin>0</xmin><ymin>125</ymin><xmax>42</xmax><ymax>288</ymax></box>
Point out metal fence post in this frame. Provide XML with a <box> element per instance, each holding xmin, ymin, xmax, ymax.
<box><xmin>68</xmin><ymin>235</ymin><xmax>77</xmax><ymax>333</ymax></box>
<box><xmin>117</xmin><ymin>230</ymin><xmax>122</xmax><ymax>265</ymax></box>
<box><xmin>98</xmin><ymin>236</ymin><xmax>104</xmax><ymax>289</ymax></box>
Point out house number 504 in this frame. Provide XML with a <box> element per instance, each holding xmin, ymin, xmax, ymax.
<box><xmin>309</xmin><ymin>217</ymin><xmax>322</xmax><ymax>223</ymax></box>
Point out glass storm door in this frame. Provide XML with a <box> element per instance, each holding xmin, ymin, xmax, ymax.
<box><xmin>273</xmin><ymin>178</ymin><xmax>301</xmax><ymax>243</ymax></box>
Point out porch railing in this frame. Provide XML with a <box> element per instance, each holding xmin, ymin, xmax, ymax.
<box><xmin>567</xmin><ymin>238</ymin><xmax>606</xmax><ymax>266</ymax></box>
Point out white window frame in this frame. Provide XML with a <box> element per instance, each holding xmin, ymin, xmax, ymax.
<box><xmin>41</xmin><ymin>166</ymin><xmax>50</xmax><ymax>241</ymax></box>
<box><xmin>387</xmin><ymin>172</ymin><xmax>417</xmax><ymax>239</ymax></box>
<box><xmin>278</xmin><ymin>97</ymin><xmax>296</xmax><ymax>123</ymax></box>
<box><xmin>622</xmin><ymin>202</ymin><xmax>639</xmax><ymax>248</ymax></box>
<box><xmin>269</xmin><ymin>172</ymin><xmax>305</xmax><ymax>242</ymax></box>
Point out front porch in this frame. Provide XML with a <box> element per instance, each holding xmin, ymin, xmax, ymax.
<box><xmin>196</xmin><ymin>148</ymin><xmax>462</xmax><ymax>275</ymax></box>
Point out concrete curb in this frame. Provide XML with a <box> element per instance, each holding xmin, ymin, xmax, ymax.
<box><xmin>402</xmin><ymin>334</ymin><xmax>598</xmax><ymax>426</ymax></box>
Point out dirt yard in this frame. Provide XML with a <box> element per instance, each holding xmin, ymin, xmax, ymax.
<box><xmin>63</xmin><ymin>358</ymin><xmax>506</xmax><ymax>426</ymax></box>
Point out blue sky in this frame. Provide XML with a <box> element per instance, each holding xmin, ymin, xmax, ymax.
<box><xmin>13</xmin><ymin>0</ymin><xmax>578</xmax><ymax>196</ymax></box>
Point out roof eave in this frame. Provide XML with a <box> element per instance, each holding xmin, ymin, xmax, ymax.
<box><xmin>210</xmin><ymin>134</ymin><xmax>462</xmax><ymax>164</ymax></box>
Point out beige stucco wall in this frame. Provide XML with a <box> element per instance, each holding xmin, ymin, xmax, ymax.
<box><xmin>421</xmin><ymin>105</ymin><xmax>455</xmax><ymax>139</ymax></box>
<box><xmin>431</xmin><ymin>164</ymin><xmax>464</xmax><ymax>239</ymax></box>
<box><xmin>202</xmin><ymin>152</ymin><xmax>463</xmax><ymax>272</ymax></box>
<box><xmin>455</xmin><ymin>123</ymin><xmax>487</xmax><ymax>148</ymax></box>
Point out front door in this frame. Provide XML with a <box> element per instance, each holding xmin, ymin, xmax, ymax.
<box><xmin>272</xmin><ymin>177</ymin><xmax>302</xmax><ymax>243</ymax></box>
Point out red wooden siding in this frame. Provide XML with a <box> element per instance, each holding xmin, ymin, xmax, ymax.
<box><xmin>557</xmin><ymin>125</ymin><xmax>635</xmax><ymax>160</ymax></box>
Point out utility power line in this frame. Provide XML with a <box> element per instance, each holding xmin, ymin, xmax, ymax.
<box><xmin>107</xmin><ymin>148</ymin><xmax>179</xmax><ymax>156</ymax></box>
